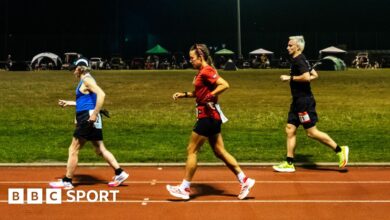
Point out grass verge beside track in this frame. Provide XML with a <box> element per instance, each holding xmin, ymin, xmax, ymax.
<box><xmin>0</xmin><ymin>69</ymin><xmax>389</xmax><ymax>163</ymax></box>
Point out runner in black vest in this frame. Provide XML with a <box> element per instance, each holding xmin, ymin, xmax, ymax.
<box><xmin>273</xmin><ymin>36</ymin><xmax>349</xmax><ymax>172</ymax></box>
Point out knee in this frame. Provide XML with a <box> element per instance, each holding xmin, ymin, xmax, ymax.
<box><xmin>306</xmin><ymin>129</ymin><xmax>320</xmax><ymax>139</ymax></box>
<box><xmin>285</xmin><ymin>125</ymin><xmax>296</xmax><ymax>137</ymax></box>
<box><xmin>306</xmin><ymin>131</ymin><xmax>315</xmax><ymax>138</ymax></box>
<box><xmin>187</xmin><ymin>150</ymin><xmax>197</xmax><ymax>158</ymax></box>
<box><xmin>186</xmin><ymin>147</ymin><xmax>195</xmax><ymax>156</ymax></box>
<box><xmin>213</xmin><ymin>148</ymin><xmax>225</xmax><ymax>159</ymax></box>
<box><xmin>68</xmin><ymin>145</ymin><xmax>80</xmax><ymax>156</ymax></box>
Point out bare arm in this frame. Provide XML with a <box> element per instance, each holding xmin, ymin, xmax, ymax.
<box><xmin>83</xmin><ymin>77</ymin><xmax>105</xmax><ymax>122</ymax></box>
<box><xmin>210</xmin><ymin>77</ymin><xmax>230</xmax><ymax>96</ymax></box>
<box><xmin>172</xmin><ymin>91</ymin><xmax>195</xmax><ymax>100</ymax></box>
<box><xmin>280</xmin><ymin>72</ymin><xmax>311</xmax><ymax>82</ymax></box>
<box><xmin>201</xmin><ymin>77</ymin><xmax>230</xmax><ymax>110</ymax></box>
<box><xmin>172</xmin><ymin>77</ymin><xmax>230</xmax><ymax>101</ymax></box>
<box><xmin>58</xmin><ymin>100</ymin><xmax>76</xmax><ymax>107</ymax></box>
<box><xmin>309</xmin><ymin>69</ymin><xmax>318</xmax><ymax>80</ymax></box>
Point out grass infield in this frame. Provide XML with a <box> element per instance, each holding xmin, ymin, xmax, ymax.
<box><xmin>0</xmin><ymin>69</ymin><xmax>389</xmax><ymax>163</ymax></box>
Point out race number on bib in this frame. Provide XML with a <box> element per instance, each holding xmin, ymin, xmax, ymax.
<box><xmin>89</xmin><ymin>110</ymin><xmax>102</xmax><ymax>129</ymax></box>
<box><xmin>298</xmin><ymin>111</ymin><xmax>311</xmax><ymax>124</ymax></box>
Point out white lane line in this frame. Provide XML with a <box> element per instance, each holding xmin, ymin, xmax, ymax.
<box><xmin>141</xmin><ymin>198</ymin><xmax>149</xmax><ymax>205</ymax></box>
<box><xmin>1</xmin><ymin>200</ymin><xmax>390</xmax><ymax>203</ymax></box>
<box><xmin>1</xmin><ymin>180</ymin><xmax>390</xmax><ymax>184</ymax></box>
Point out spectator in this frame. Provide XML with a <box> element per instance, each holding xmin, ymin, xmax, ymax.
<box><xmin>6</xmin><ymin>54</ymin><xmax>12</xmax><ymax>70</ymax></box>
<box><xmin>260</xmin><ymin>54</ymin><xmax>270</xmax><ymax>68</ymax></box>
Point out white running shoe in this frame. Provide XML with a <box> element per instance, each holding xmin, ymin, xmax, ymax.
<box><xmin>166</xmin><ymin>185</ymin><xmax>190</xmax><ymax>200</ymax></box>
<box><xmin>49</xmin><ymin>179</ymin><xmax>74</xmax><ymax>190</ymax></box>
<box><xmin>238</xmin><ymin>178</ymin><xmax>255</xmax><ymax>200</ymax></box>
<box><xmin>108</xmin><ymin>171</ymin><xmax>129</xmax><ymax>187</ymax></box>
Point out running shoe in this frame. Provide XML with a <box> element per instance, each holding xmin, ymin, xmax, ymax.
<box><xmin>166</xmin><ymin>185</ymin><xmax>190</xmax><ymax>200</ymax></box>
<box><xmin>337</xmin><ymin>146</ymin><xmax>349</xmax><ymax>168</ymax></box>
<box><xmin>108</xmin><ymin>171</ymin><xmax>129</xmax><ymax>187</ymax></box>
<box><xmin>49</xmin><ymin>179</ymin><xmax>74</xmax><ymax>190</ymax></box>
<box><xmin>272</xmin><ymin>161</ymin><xmax>296</xmax><ymax>172</ymax></box>
<box><xmin>238</xmin><ymin>177</ymin><xmax>255</xmax><ymax>200</ymax></box>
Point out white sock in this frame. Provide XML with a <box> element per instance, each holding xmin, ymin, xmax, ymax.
<box><xmin>237</xmin><ymin>172</ymin><xmax>246</xmax><ymax>184</ymax></box>
<box><xmin>180</xmin><ymin>179</ymin><xmax>191</xmax><ymax>189</ymax></box>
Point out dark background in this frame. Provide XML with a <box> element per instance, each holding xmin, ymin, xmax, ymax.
<box><xmin>1</xmin><ymin>0</ymin><xmax>389</xmax><ymax>60</ymax></box>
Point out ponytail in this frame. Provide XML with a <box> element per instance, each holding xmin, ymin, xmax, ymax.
<box><xmin>190</xmin><ymin>44</ymin><xmax>215</xmax><ymax>68</ymax></box>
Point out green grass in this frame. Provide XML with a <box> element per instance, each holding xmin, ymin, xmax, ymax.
<box><xmin>0</xmin><ymin>69</ymin><xmax>389</xmax><ymax>163</ymax></box>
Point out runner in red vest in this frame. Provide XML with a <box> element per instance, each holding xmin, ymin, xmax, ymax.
<box><xmin>166</xmin><ymin>44</ymin><xmax>255</xmax><ymax>200</ymax></box>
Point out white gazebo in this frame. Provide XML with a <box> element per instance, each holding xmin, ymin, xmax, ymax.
<box><xmin>249</xmin><ymin>48</ymin><xmax>274</xmax><ymax>55</ymax></box>
<box><xmin>319</xmin><ymin>46</ymin><xmax>347</xmax><ymax>54</ymax></box>
<box><xmin>31</xmin><ymin>52</ymin><xmax>62</xmax><ymax>66</ymax></box>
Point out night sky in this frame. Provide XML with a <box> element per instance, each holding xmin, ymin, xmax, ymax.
<box><xmin>2</xmin><ymin>0</ymin><xmax>389</xmax><ymax>60</ymax></box>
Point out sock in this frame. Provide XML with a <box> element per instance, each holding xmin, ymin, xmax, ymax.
<box><xmin>334</xmin><ymin>145</ymin><xmax>341</xmax><ymax>153</ymax></box>
<box><xmin>180</xmin><ymin>179</ymin><xmax>191</xmax><ymax>190</ymax></box>
<box><xmin>286</xmin><ymin>157</ymin><xmax>294</xmax><ymax>164</ymax></box>
<box><xmin>115</xmin><ymin>168</ymin><xmax>123</xmax><ymax>175</ymax></box>
<box><xmin>62</xmin><ymin>176</ymin><xmax>72</xmax><ymax>183</ymax></box>
<box><xmin>237</xmin><ymin>172</ymin><xmax>246</xmax><ymax>184</ymax></box>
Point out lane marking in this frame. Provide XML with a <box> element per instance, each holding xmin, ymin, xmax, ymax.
<box><xmin>141</xmin><ymin>198</ymin><xmax>149</xmax><ymax>205</ymax></box>
<box><xmin>0</xmin><ymin>162</ymin><xmax>389</xmax><ymax>166</ymax></box>
<box><xmin>1</xmin><ymin>180</ymin><xmax>390</xmax><ymax>184</ymax></box>
<box><xmin>1</xmin><ymin>199</ymin><xmax>390</xmax><ymax>203</ymax></box>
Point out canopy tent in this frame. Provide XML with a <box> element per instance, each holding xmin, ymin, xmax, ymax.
<box><xmin>313</xmin><ymin>56</ymin><xmax>346</xmax><ymax>71</ymax></box>
<box><xmin>319</xmin><ymin>46</ymin><xmax>347</xmax><ymax>54</ymax></box>
<box><xmin>215</xmin><ymin>49</ymin><xmax>235</xmax><ymax>55</ymax></box>
<box><xmin>224</xmin><ymin>59</ymin><xmax>237</xmax><ymax>71</ymax></box>
<box><xmin>31</xmin><ymin>52</ymin><xmax>62</xmax><ymax>66</ymax></box>
<box><xmin>319</xmin><ymin>46</ymin><xmax>347</xmax><ymax>60</ymax></box>
<box><xmin>249</xmin><ymin>48</ymin><xmax>274</xmax><ymax>55</ymax></box>
<box><xmin>146</xmin><ymin>44</ymin><xmax>169</xmax><ymax>54</ymax></box>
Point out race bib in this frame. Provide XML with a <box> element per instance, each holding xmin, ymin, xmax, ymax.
<box><xmin>195</xmin><ymin>105</ymin><xmax>201</xmax><ymax>118</ymax></box>
<box><xmin>298</xmin><ymin>111</ymin><xmax>311</xmax><ymax>124</ymax></box>
<box><xmin>89</xmin><ymin>110</ymin><xmax>102</xmax><ymax>129</ymax></box>
<box><xmin>215</xmin><ymin>104</ymin><xmax>228</xmax><ymax>124</ymax></box>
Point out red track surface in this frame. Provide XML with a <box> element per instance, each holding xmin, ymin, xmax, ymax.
<box><xmin>1</xmin><ymin>166</ymin><xmax>389</xmax><ymax>220</ymax></box>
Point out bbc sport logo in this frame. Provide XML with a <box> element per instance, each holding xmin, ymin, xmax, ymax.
<box><xmin>8</xmin><ymin>188</ymin><xmax>119</xmax><ymax>204</ymax></box>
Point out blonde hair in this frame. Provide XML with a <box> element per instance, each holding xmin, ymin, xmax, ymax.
<box><xmin>79</xmin><ymin>65</ymin><xmax>91</xmax><ymax>73</ymax></box>
<box><xmin>289</xmin><ymin>35</ymin><xmax>305</xmax><ymax>51</ymax></box>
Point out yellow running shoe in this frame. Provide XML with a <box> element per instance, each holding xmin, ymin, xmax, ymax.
<box><xmin>337</xmin><ymin>146</ymin><xmax>349</xmax><ymax>168</ymax></box>
<box><xmin>273</xmin><ymin>161</ymin><xmax>295</xmax><ymax>172</ymax></box>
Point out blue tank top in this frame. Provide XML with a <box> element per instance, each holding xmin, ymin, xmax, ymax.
<box><xmin>75</xmin><ymin>74</ymin><xmax>97</xmax><ymax>112</ymax></box>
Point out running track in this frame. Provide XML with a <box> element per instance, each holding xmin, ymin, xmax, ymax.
<box><xmin>1</xmin><ymin>166</ymin><xmax>389</xmax><ymax>220</ymax></box>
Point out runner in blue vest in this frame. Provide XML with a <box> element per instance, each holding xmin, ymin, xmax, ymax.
<box><xmin>49</xmin><ymin>58</ymin><xmax>128</xmax><ymax>189</ymax></box>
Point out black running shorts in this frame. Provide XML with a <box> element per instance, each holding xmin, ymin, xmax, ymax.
<box><xmin>193</xmin><ymin>118</ymin><xmax>222</xmax><ymax>137</ymax></box>
<box><xmin>73</xmin><ymin>110</ymin><xmax>103</xmax><ymax>141</ymax></box>
<box><xmin>287</xmin><ymin>96</ymin><xmax>318</xmax><ymax>129</ymax></box>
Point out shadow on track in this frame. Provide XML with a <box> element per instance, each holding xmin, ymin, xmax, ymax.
<box><xmin>72</xmin><ymin>174</ymin><xmax>106</xmax><ymax>186</ymax></box>
<box><xmin>295</xmin><ymin>154</ymin><xmax>348</xmax><ymax>173</ymax></box>
<box><xmin>167</xmin><ymin>183</ymin><xmax>255</xmax><ymax>201</ymax></box>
